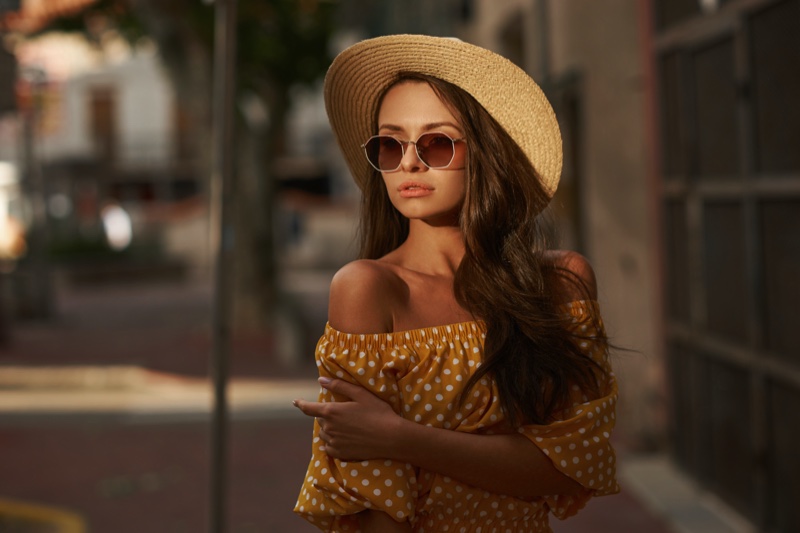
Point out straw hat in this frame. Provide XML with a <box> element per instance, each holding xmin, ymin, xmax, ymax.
<box><xmin>324</xmin><ymin>34</ymin><xmax>562</xmax><ymax>196</ymax></box>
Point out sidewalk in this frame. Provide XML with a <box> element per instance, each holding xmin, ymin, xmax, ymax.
<box><xmin>0</xmin><ymin>278</ymin><xmax>750</xmax><ymax>532</ymax></box>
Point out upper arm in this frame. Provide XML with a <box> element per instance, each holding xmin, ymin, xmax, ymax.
<box><xmin>546</xmin><ymin>250</ymin><xmax>598</xmax><ymax>303</ymax></box>
<box><xmin>328</xmin><ymin>260</ymin><xmax>402</xmax><ymax>334</ymax></box>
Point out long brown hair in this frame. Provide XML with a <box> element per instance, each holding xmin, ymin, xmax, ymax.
<box><xmin>358</xmin><ymin>73</ymin><xmax>606</xmax><ymax>426</ymax></box>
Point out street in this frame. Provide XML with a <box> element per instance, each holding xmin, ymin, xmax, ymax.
<box><xmin>0</xmin><ymin>279</ymin><xmax>676</xmax><ymax>532</ymax></box>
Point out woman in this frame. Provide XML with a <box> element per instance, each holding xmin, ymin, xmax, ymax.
<box><xmin>293</xmin><ymin>34</ymin><xmax>619</xmax><ymax>532</ymax></box>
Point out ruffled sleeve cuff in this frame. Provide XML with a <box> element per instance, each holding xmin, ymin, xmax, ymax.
<box><xmin>294</xmin><ymin>326</ymin><xmax>419</xmax><ymax>530</ymax></box>
<box><xmin>295</xmin><ymin>440</ymin><xmax>419</xmax><ymax>530</ymax></box>
<box><xmin>519</xmin><ymin>300</ymin><xmax>620</xmax><ymax>519</ymax></box>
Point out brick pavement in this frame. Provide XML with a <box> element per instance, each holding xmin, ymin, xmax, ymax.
<box><xmin>0</xmin><ymin>279</ymin><xmax>677</xmax><ymax>532</ymax></box>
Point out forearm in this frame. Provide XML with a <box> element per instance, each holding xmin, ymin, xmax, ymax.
<box><xmin>387</xmin><ymin>417</ymin><xmax>583</xmax><ymax>499</ymax></box>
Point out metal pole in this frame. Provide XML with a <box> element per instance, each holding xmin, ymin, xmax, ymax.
<box><xmin>209</xmin><ymin>0</ymin><xmax>237</xmax><ymax>531</ymax></box>
<box><xmin>19</xmin><ymin>68</ymin><xmax>53</xmax><ymax>320</ymax></box>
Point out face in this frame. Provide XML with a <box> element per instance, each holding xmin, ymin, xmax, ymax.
<box><xmin>375</xmin><ymin>81</ymin><xmax>467</xmax><ymax>226</ymax></box>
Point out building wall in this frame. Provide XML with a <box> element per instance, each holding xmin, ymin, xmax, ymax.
<box><xmin>43</xmin><ymin>52</ymin><xmax>175</xmax><ymax>166</ymax></box>
<box><xmin>550</xmin><ymin>0</ymin><xmax>662</xmax><ymax>447</ymax></box>
<box><xmin>465</xmin><ymin>0</ymin><xmax>663</xmax><ymax>447</ymax></box>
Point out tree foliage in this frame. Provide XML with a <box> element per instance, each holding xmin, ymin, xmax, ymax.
<box><xmin>38</xmin><ymin>0</ymin><xmax>335</xmax><ymax>102</ymax></box>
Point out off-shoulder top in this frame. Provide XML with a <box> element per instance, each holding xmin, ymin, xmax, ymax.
<box><xmin>294</xmin><ymin>300</ymin><xmax>619</xmax><ymax>533</ymax></box>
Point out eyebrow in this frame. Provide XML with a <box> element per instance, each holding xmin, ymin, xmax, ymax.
<box><xmin>378</xmin><ymin>121</ymin><xmax>463</xmax><ymax>133</ymax></box>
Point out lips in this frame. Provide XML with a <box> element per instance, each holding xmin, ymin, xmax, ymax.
<box><xmin>398</xmin><ymin>181</ymin><xmax>434</xmax><ymax>198</ymax></box>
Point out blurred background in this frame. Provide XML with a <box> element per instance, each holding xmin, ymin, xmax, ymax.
<box><xmin>0</xmin><ymin>0</ymin><xmax>797</xmax><ymax>532</ymax></box>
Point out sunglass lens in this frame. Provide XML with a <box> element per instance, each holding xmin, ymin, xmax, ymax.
<box><xmin>417</xmin><ymin>133</ymin><xmax>455</xmax><ymax>168</ymax></box>
<box><xmin>365</xmin><ymin>136</ymin><xmax>402</xmax><ymax>171</ymax></box>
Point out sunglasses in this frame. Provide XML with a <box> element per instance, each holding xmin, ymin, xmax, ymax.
<box><xmin>361</xmin><ymin>132</ymin><xmax>466</xmax><ymax>172</ymax></box>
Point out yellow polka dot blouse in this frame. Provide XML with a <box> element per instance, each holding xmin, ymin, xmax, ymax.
<box><xmin>295</xmin><ymin>300</ymin><xmax>619</xmax><ymax>532</ymax></box>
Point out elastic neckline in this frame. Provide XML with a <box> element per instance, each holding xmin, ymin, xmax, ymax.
<box><xmin>324</xmin><ymin>299</ymin><xmax>599</xmax><ymax>340</ymax></box>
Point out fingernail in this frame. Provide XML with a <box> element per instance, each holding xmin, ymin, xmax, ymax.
<box><xmin>318</xmin><ymin>377</ymin><xmax>332</xmax><ymax>386</ymax></box>
<box><xmin>291</xmin><ymin>400</ymin><xmax>298</xmax><ymax>407</ymax></box>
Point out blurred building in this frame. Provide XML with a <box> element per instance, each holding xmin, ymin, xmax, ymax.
<box><xmin>0</xmin><ymin>30</ymin><xmax>208</xmax><ymax>290</ymax></box>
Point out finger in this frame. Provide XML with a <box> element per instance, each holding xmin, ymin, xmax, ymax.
<box><xmin>292</xmin><ymin>399</ymin><xmax>326</xmax><ymax>418</ymax></box>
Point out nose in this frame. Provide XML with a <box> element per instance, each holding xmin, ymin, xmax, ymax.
<box><xmin>399</xmin><ymin>141</ymin><xmax>425</xmax><ymax>173</ymax></box>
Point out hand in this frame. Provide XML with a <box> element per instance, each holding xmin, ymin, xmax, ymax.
<box><xmin>293</xmin><ymin>377</ymin><xmax>405</xmax><ymax>461</ymax></box>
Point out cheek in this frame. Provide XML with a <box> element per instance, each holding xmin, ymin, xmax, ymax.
<box><xmin>443</xmin><ymin>174</ymin><xmax>467</xmax><ymax>210</ymax></box>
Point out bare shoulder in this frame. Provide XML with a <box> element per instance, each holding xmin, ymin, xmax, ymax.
<box><xmin>544</xmin><ymin>250</ymin><xmax>598</xmax><ymax>302</ymax></box>
<box><xmin>328</xmin><ymin>259</ymin><xmax>406</xmax><ymax>334</ymax></box>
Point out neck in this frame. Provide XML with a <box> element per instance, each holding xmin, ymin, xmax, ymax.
<box><xmin>388</xmin><ymin>219</ymin><xmax>465</xmax><ymax>276</ymax></box>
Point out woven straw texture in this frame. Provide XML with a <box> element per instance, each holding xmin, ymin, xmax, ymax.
<box><xmin>324</xmin><ymin>34</ymin><xmax>563</xmax><ymax>196</ymax></box>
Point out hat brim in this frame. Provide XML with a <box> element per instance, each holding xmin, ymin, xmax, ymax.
<box><xmin>323</xmin><ymin>34</ymin><xmax>562</xmax><ymax>196</ymax></box>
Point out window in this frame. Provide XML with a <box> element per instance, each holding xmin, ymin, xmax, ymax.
<box><xmin>665</xmin><ymin>201</ymin><xmax>690</xmax><ymax>321</ymax></box>
<box><xmin>692</xmin><ymin>38</ymin><xmax>739</xmax><ymax>179</ymax></box>
<box><xmin>760</xmin><ymin>199</ymin><xmax>800</xmax><ymax>362</ymax></box>
<box><xmin>751</xmin><ymin>0</ymin><xmax>800</xmax><ymax>174</ymax></box>
<box><xmin>659</xmin><ymin>52</ymin><xmax>688</xmax><ymax>178</ymax></box>
<box><xmin>703</xmin><ymin>202</ymin><xmax>747</xmax><ymax>342</ymax></box>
